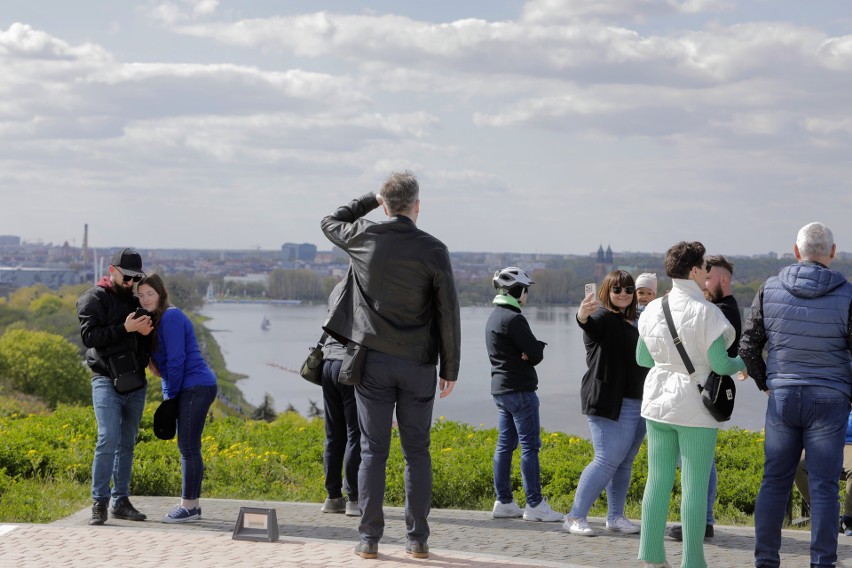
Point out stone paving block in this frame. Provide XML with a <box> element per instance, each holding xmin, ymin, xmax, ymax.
<box><xmin>2</xmin><ymin>497</ymin><xmax>849</xmax><ymax>567</ymax></box>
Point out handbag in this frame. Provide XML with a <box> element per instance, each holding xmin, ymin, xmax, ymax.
<box><xmin>661</xmin><ymin>296</ymin><xmax>736</xmax><ymax>422</ymax></box>
<box><xmin>338</xmin><ymin>341</ymin><xmax>368</xmax><ymax>386</ymax></box>
<box><xmin>108</xmin><ymin>350</ymin><xmax>147</xmax><ymax>394</ymax></box>
<box><xmin>299</xmin><ymin>332</ymin><xmax>328</xmax><ymax>386</ymax></box>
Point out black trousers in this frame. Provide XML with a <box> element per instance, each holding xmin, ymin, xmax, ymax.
<box><xmin>355</xmin><ymin>350</ymin><xmax>437</xmax><ymax>545</ymax></box>
<box><xmin>320</xmin><ymin>358</ymin><xmax>361</xmax><ymax>500</ymax></box>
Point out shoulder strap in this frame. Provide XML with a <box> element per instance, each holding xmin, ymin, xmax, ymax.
<box><xmin>661</xmin><ymin>295</ymin><xmax>695</xmax><ymax>376</ymax></box>
<box><xmin>316</xmin><ymin>331</ymin><xmax>329</xmax><ymax>348</ymax></box>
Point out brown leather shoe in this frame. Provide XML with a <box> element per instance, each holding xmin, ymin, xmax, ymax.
<box><xmin>354</xmin><ymin>541</ymin><xmax>378</xmax><ymax>559</ymax></box>
<box><xmin>406</xmin><ymin>541</ymin><xmax>429</xmax><ymax>559</ymax></box>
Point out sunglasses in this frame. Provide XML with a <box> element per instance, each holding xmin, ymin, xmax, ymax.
<box><xmin>116</xmin><ymin>268</ymin><xmax>143</xmax><ymax>283</ymax></box>
<box><xmin>611</xmin><ymin>286</ymin><xmax>635</xmax><ymax>295</ymax></box>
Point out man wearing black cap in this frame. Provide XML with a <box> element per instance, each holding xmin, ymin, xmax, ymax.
<box><xmin>76</xmin><ymin>248</ymin><xmax>153</xmax><ymax>525</ymax></box>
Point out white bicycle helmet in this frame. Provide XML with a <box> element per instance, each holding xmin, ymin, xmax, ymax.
<box><xmin>493</xmin><ymin>267</ymin><xmax>534</xmax><ymax>290</ymax></box>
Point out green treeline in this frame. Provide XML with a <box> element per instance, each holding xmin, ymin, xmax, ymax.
<box><xmin>214</xmin><ymin>254</ymin><xmax>852</xmax><ymax>306</ymax></box>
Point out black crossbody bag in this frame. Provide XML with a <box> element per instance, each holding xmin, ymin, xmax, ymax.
<box><xmin>661</xmin><ymin>296</ymin><xmax>736</xmax><ymax>422</ymax></box>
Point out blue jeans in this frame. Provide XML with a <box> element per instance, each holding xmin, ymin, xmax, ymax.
<box><xmin>754</xmin><ymin>386</ymin><xmax>849</xmax><ymax>568</ymax></box>
<box><xmin>321</xmin><ymin>358</ymin><xmax>361</xmax><ymax>500</ymax></box>
<box><xmin>569</xmin><ymin>398</ymin><xmax>646</xmax><ymax>520</ymax></box>
<box><xmin>493</xmin><ymin>390</ymin><xmax>543</xmax><ymax>508</ymax></box>
<box><xmin>91</xmin><ymin>377</ymin><xmax>147</xmax><ymax>503</ymax></box>
<box><xmin>707</xmin><ymin>460</ymin><xmax>717</xmax><ymax>525</ymax></box>
<box><xmin>177</xmin><ymin>385</ymin><xmax>217</xmax><ymax>500</ymax></box>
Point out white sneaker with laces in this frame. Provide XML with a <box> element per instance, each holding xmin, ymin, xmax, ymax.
<box><xmin>563</xmin><ymin>515</ymin><xmax>596</xmax><ymax>536</ymax></box>
<box><xmin>523</xmin><ymin>498</ymin><xmax>563</xmax><ymax>522</ymax></box>
<box><xmin>492</xmin><ymin>500</ymin><xmax>523</xmax><ymax>518</ymax></box>
<box><xmin>606</xmin><ymin>516</ymin><xmax>640</xmax><ymax>534</ymax></box>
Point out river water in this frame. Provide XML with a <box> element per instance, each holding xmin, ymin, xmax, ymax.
<box><xmin>200</xmin><ymin>302</ymin><xmax>768</xmax><ymax>437</ymax></box>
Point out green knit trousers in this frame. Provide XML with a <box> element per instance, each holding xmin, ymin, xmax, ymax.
<box><xmin>638</xmin><ymin>419</ymin><xmax>718</xmax><ymax>568</ymax></box>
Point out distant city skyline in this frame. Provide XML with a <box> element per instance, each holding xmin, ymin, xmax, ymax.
<box><xmin>1</xmin><ymin>230</ymin><xmax>818</xmax><ymax>261</ymax></box>
<box><xmin>1</xmin><ymin>1</ymin><xmax>851</xmax><ymax>256</ymax></box>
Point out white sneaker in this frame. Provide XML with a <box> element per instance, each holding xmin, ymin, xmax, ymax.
<box><xmin>523</xmin><ymin>498</ymin><xmax>563</xmax><ymax>522</ymax></box>
<box><xmin>606</xmin><ymin>516</ymin><xmax>640</xmax><ymax>534</ymax></box>
<box><xmin>492</xmin><ymin>500</ymin><xmax>523</xmax><ymax>518</ymax></box>
<box><xmin>563</xmin><ymin>515</ymin><xmax>596</xmax><ymax>536</ymax></box>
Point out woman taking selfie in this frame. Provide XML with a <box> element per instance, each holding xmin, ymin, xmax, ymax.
<box><xmin>563</xmin><ymin>270</ymin><xmax>648</xmax><ymax>537</ymax></box>
<box><xmin>137</xmin><ymin>274</ymin><xmax>217</xmax><ymax>523</ymax></box>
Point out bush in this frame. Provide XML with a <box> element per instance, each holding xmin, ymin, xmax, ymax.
<box><xmin>0</xmin><ymin>403</ymin><xmax>777</xmax><ymax>525</ymax></box>
<box><xmin>0</xmin><ymin>329</ymin><xmax>91</xmax><ymax>408</ymax></box>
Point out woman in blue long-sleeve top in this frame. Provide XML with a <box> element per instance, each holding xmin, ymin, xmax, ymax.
<box><xmin>138</xmin><ymin>273</ymin><xmax>217</xmax><ymax>523</ymax></box>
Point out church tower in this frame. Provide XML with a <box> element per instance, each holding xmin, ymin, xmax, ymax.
<box><xmin>594</xmin><ymin>244</ymin><xmax>615</xmax><ymax>281</ymax></box>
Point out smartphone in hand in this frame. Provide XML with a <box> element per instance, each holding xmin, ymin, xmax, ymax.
<box><xmin>133</xmin><ymin>307</ymin><xmax>150</xmax><ymax>319</ymax></box>
<box><xmin>584</xmin><ymin>283</ymin><xmax>597</xmax><ymax>298</ymax></box>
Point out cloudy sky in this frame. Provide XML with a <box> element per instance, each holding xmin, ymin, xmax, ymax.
<box><xmin>1</xmin><ymin>0</ymin><xmax>850</xmax><ymax>257</ymax></box>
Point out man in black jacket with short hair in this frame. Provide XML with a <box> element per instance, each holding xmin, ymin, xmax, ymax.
<box><xmin>321</xmin><ymin>171</ymin><xmax>461</xmax><ymax>560</ymax></box>
<box><xmin>76</xmin><ymin>248</ymin><xmax>152</xmax><ymax>526</ymax></box>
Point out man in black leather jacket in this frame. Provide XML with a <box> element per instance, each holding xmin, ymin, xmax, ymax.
<box><xmin>76</xmin><ymin>248</ymin><xmax>153</xmax><ymax>526</ymax></box>
<box><xmin>321</xmin><ymin>171</ymin><xmax>461</xmax><ymax>560</ymax></box>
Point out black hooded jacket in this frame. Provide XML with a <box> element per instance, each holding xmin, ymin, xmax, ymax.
<box><xmin>76</xmin><ymin>276</ymin><xmax>150</xmax><ymax>379</ymax></box>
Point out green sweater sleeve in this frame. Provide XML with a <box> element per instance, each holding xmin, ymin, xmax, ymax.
<box><xmin>635</xmin><ymin>335</ymin><xmax>745</xmax><ymax>375</ymax></box>
<box><xmin>635</xmin><ymin>337</ymin><xmax>654</xmax><ymax>368</ymax></box>
<box><xmin>707</xmin><ymin>335</ymin><xmax>746</xmax><ymax>375</ymax></box>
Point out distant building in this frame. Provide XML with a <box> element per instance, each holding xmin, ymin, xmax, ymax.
<box><xmin>0</xmin><ymin>235</ymin><xmax>21</xmax><ymax>247</ymax></box>
<box><xmin>280</xmin><ymin>242</ymin><xmax>317</xmax><ymax>265</ymax></box>
<box><xmin>594</xmin><ymin>244</ymin><xmax>614</xmax><ymax>281</ymax></box>
<box><xmin>0</xmin><ymin>266</ymin><xmax>86</xmax><ymax>291</ymax></box>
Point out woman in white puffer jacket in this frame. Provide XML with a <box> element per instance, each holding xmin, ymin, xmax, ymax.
<box><xmin>635</xmin><ymin>241</ymin><xmax>745</xmax><ymax>568</ymax></box>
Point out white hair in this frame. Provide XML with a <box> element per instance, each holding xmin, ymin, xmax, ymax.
<box><xmin>796</xmin><ymin>222</ymin><xmax>834</xmax><ymax>260</ymax></box>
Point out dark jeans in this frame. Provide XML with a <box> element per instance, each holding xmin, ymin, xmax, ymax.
<box><xmin>177</xmin><ymin>385</ymin><xmax>217</xmax><ymax>500</ymax></box>
<box><xmin>321</xmin><ymin>358</ymin><xmax>361</xmax><ymax>500</ymax></box>
<box><xmin>754</xmin><ymin>386</ymin><xmax>848</xmax><ymax>568</ymax></box>
<box><xmin>355</xmin><ymin>350</ymin><xmax>437</xmax><ymax>545</ymax></box>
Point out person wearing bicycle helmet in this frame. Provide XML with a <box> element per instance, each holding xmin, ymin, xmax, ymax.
<box><xmin>487</xmin><ymin>267</ymin><xmax>563</xmax><ymax>522</ymax></box>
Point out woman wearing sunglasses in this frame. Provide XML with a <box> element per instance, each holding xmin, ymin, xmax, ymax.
<box><xmin>563</xmin><ymin>270</ymin><xmax>648</xmax><ymax>537</ymax></box>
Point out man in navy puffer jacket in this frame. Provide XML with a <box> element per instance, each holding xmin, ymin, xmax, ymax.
<box><xmin>740</xmin><ymin>222</ymin><xmax>852</xmax><ymax>568</ymax></box>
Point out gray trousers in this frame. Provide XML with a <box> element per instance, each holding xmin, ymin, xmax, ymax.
<box><xmin>355</xmin><ymin>349</ymin><xmax>437</xmax><ymax>545</ymax></box>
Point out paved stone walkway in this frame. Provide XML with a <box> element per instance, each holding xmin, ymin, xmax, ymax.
<box><xmin>0</xmin><ymin>496</ymin><xmax>849</xmax><ymax>567</ymax></box>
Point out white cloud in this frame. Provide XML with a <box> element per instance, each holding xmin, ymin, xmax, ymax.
<box><xmin>520</xmin><ymin>0</ymin><xmax>732</xmax><ymax>23</ymax></box>
<box><xmin>2</xmin><ymin>3</ymin><xmax>852</xmax><ymax>255</ymax></box>
<box><xmin>0</xmin><ymin>23</ymin><xmax>375</xmax><ymax>141</ymax></box>
<box><xmin>147</xmin><ymin>0</ymin><xmax>219</xmax><ymax>25</ymax></box>
<box><xmin>147</xmin><ymin>3</ymin><xmax>186</xmax><ymax>27</ymax></box>
<box><xmin>154</xmin><ymin>8</ymin><xmax>848</xmax><ymax>96</ymax></box>
<box><xmin>189</xmin><ymin>0</ymin><xmax>218</xmax><ymax>18</ymax></box>
<box><xmin>817</xmin><ymin>35</ymin><xmax>852</xmax><ymax>70</ymax></box>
